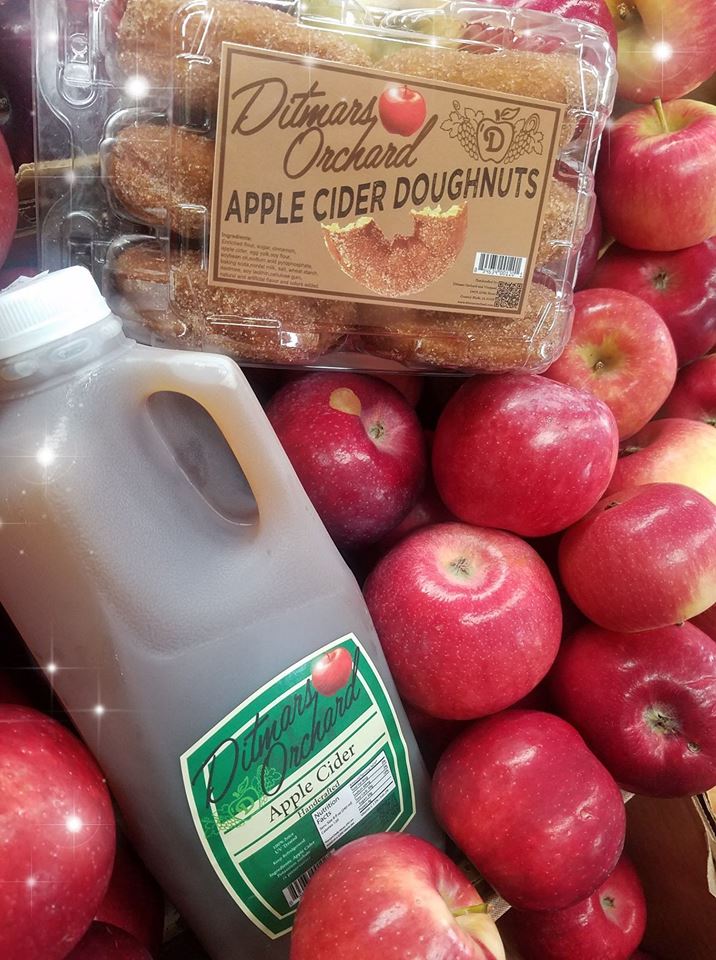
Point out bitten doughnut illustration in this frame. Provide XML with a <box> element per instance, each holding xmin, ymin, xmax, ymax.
<box><xmin>322</xmin><ymin>203</ymin><xmax>468</xmax><ymax>297</ymax></box>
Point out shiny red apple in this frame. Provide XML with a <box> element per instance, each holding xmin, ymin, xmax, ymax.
<box><xmin>266</xmin><ymin>373</ymin><xmax>426</xmax><ymax>548</ymax></box>
<box><xmin>609</xmin><ymin>418</ymin><xmax>716</xmax><ymax>504</ymax></box>
<box><xmin>550</xmin><ymin>621</ymin><xmax>716</xmax><ymax>797</ymax></box>
<box><xmin>658</xmin><ymin>354</ymin><xmax>716</xmax><ymax>424</ymax></box>
<box><xmin>95</xmin><ymin>840</ymin><xmax>164</xmax><ymax>956</ymax></box>
<box><xmin>433</xmin><ymin>374</ymin><xmax>618</xmax><ymax>537</ymax></box>
<box><xmin>290</xmin><ymin>833</ymin><xmax>506</xmax><ymax>960</ymax></box>
<box><xmin>310</xmin><ymin>646</ymin><xmax>353</xmax><ymax>697</ymax></box>
<box><xmin>364</xmin><ymin>522</ymin><xmax>562</xmax><ymax>719</ymax></box>
<box><xmin>585</xmin><ymin>238</ymin><xmax>716</xmax><ymax>365</ymax></box>
<box><xmin>504</xmin><ymin>854</ymin><xmax>646</xmax><ymax>960</ymax></box>
<box><xmin>546</xmin><ymin>288</ymin><xmax>676</xmax><ymax>439</ymax></box>
<box><xmin>66</xmin><ymin>922</ymin><xmax>152</xmax><ymax>959</ymax></box>
<box><xmin>433</xmin><ymin>710</ymin><xmax>626</xmax><ymax>910</ymax></box>
<box><xmin>378</xmin><ymin>86</ymin><xmax>427</xmax><ymax>137</ymax></box>
<box><xmin>0</xmin><ymin>130</ymin><xmax>17</xmax><ymax>268</ymax></box>
<box><xmin>0</xmin><ymin>706</ymin><xmax>116</xmax><ymax>960</ymax></box>
<box><xmin>559</xmin><ymin>483</ymin><xmax>716</xmax><ymax>632</ymax></box>
<box><xmin>597</xmin><ymin>101</ymin><xmax>716</xmax><ymax>252</ymax></box>
<box><xmin>605</xmin><ymin>0</ymin><xmax>716</xmax><ymax>102</ymax></box>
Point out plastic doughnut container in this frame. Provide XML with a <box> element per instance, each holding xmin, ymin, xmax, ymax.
<box><xmin>32</xmin><ymin>0</ymin><xmax>616</xmax><ymax>375</ymax></box>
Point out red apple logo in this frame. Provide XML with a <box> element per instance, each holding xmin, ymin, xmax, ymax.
<box><xmin>378</xmin><ymin>86</ymin><xmax>427</xmax><ymax>137</ymax></box>
<box><xmin>310</xmin><ymin>647</ymin><xmax>353</xmax><ymax>697</ymax></box>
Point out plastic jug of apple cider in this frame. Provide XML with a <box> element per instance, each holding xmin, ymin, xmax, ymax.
<box><xmin>0</xmin><ymin>269</ymin><xmax>441</xmax><ymax>959</ymax></box>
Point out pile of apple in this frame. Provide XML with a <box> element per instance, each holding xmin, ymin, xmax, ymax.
<box><xmin>265</xmin><ymin>4</ymin><xmax>716</xmax><ymax>957</ymax></box>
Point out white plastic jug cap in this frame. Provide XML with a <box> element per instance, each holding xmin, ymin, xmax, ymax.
<box><xmin>0</xmin><ymin>267</ymin><xmax>113</xmax><ymax>360</ymax></box>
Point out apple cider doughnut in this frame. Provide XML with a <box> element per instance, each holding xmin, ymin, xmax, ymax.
<box><xmin>357</xmin><ymin>283</ymin><xmax>571</xmax><ymax>372</ymax></box>
<box><xmin>105</xmin><ymin>124</ymin><xmax>214</xmax><ymax>237</ymax></box>
<box><xmin>115</xmin><ymin>0</ymin><xmax>371</xmax><ymax>115</ymax></box>
<box><xmin>108</xmin><ymin>243</ymin><xmax>349</xmax><ymax>363</ymax></box>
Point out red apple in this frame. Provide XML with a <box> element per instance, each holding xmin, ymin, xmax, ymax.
<box><xmin>550</xmin><ymin>622</ymin><xmax>716</xmax><ymax>797</ymax></box>
<box><xmin>378</xmin><ymin>86</ymin><xmax>427</xmax><ymax>137</ymax></box>
<box><xmin>585</xmin><ymin>238</ymin><xmax>716</xmax><ymax>365</ymax></box>
<box><xmin>606</xmin><ymin>0</ymin><xmax>716</xmax><ymax>102</ymax></box>
<box><xmin>597</xmin><ymin>100</ymin><xmax>716</xmax><ymax>252</ymax></box>
<box><xmin>691</xmin><ymin>603</ymin><xmax>716</xmax><ymax>641</ymax></box>
<box><xmin>364</xmin><ymin>523</ymin><xmax>562</xmax><ymax>719</ymax></box>
<box><xmin>371</xmin><ymin>372</ymin><xmax>423</xmax><ymax>407</ymax></box>
<box><xmin>433</xmin><ymin>374</ymin><xmax>618</xmax><ymax>537</ymax></box>
<box><xmin>375</xmin><ymin>482</ymin><xmax>454</xmax><ymax>553</ymax></box>
<box><xmin>266</xmin><ymin>373</ymin><xmax>426</xmax><ymax>548</ymax></box>
<box><xmin>66</xmin><ymin>922</ymin><xmax>152</xmax><ymax>959</ymax></box>
<box><xmin>290</xmin><ymin>833</ymin><xmax>506</xmax><ymax>960</ymax></box>
<box><xmin>504</xmin><ymin>854</ymin><xmax>646</xmax><ymax>960</ymax></box>
<box><xmin>658</xmin><ymin>354</ymin><xmax>716</xmax><ymax>424</ymax></box>
<box><xmin>575</xmin><ymin>203</ymin><xmax>603</xmax><ymax>289</ymax></box>
<box><xmin>0</xmin><ymin>706</ymin><xmax>116</xmax><ymax>960</ymax></box>
<box><xmin>433</xmin><ymin>710</ymin><xmax>626</xmax><ymax>910</ymax></box>
<box><xmin>310</xmin><ymin>645</ymin><xmax>353</xmax><ymax>697</ymax></box>
<box><xmin>0</xmin><ymin>130</ymin><xmax>17</xmax><ymax>268</ymax></box>
<box><xmin>95</xmin><ymin>840</ymin><xmax>164</xmax><ymax>957</ymax></box>
<box><xmin>559</xmin><ymin>483</ymin><xmax>716</xmax><ymax>632</ymax></box>
<box><xmin>462</xmin><ymin>0</ymin><xmax>618</xmax><ymax>56</ymax></box>
<box><xmin>609</xmin><ymin>418</ymin><xmax>716</xmax><ymax>504</ymax></box>
<box><xmin>545</xmin><ymin>288</ymin><xmax>676</xmax><ymax>439</ymax></box>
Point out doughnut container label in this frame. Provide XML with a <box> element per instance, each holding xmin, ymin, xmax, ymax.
<box><xmin>180</xmin><ymin>634</ymin><xmax>415</xmax><ymax>938</ymax></box>
<box><xmin>208</xmin><ymin>43</ymin><xmax>564</xmax><ymax>318</ymax></box>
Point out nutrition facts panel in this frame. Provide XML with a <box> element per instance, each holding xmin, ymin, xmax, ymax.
<box><xmin>312</xmin><ymin>753</ymin><xmax>396</xmax><ymax>848</ymax></box>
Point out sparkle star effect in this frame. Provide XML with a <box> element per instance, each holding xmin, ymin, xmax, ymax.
<box><xmin>652</xmin><ymin>41</ymin><xmax>673</xmax><ymax>63</ymax></box>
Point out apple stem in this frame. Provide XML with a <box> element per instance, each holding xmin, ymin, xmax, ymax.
<box><xmin>652</xmin><ymin>98</ymin><xmax>670</xmax><ymax>134</ymax></box>
<box><xmin>451</xmin><ymin>904</ymin><xmax>489</xmax><ymax>918</ymax></box>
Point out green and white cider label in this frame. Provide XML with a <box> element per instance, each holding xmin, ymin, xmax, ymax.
<box><xmin>180</xmin><ymin>634</ymin><xmax>415</xmax><ymax>938</ymax></box>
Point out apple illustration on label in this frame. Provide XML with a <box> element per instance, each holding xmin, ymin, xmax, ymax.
<box><xmin>476</xmin><ymin>110</ymin><xmax>518</xmax><ymax>163</ymax></box>
<box><xmin>379</xmin><ymin>86</ymin><xmax>427</xmax><ymax>137</ymax></box>
<box><xmin>311</xmin><ymin>647</ymin><xmax>353</xmax><ymax>697</ymax></box>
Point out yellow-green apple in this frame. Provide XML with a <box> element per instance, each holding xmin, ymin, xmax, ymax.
<box><xmin>364</xmin><ymin>523</ymin><xmax>562</xmax><ymax>719</ymax></box>
<box><xmin>432</xmin><ymin>374</ymin><xmax>618</xmax><ymax>537</ymax></box>
<box><xmin>503</xmin><ymin>854</ymin><xmax>646</xmax><ymax>960</ymax></box>
<box><xmin>657</xmin><ymin>355</ymin><xmax>716</xmax><ymax>424</ymax></box>
<box><xmin>266</xmin><ymin>373</ymin><xmax>426</xmax><ymax>548</ymax></box>
<box><xmin>289</xmin><ymin>833</ymin><xmax>506</xmax><ymax>960</ymax></box>
<box><xmin>550</xmin><ymin>622</ymin><xmax>716</xmax><ymax>797</ymax></box>
<box><xmin>604</xmin><ymin>0</ymin><xmax>716</xmax><ymax>102</ymax></box>
<box><xmin>0</xmin><ymin>131</ymin><xmax>17</xmax><ymax>268</ymax></box>
<box><xmin>692</xmin><ymin>603</ymin><xmax>716</xmax><ymax>641</ymax></box>
<box><xmin>559</xmin><ymin>483</ymin><xmax>716</xmax><ymax>632</ymax></box>
<box><xmin>608</xmin><ymin>418</ymin><xmax>716</xmax><ymax>503</ymax></box>
<box><xmin>545</xmin><ymin>288</ymin><xmax>677</xmax><ymax>439</ymax></box>
<box><xmin>585</xmin><ymin>238</ymin><xmax>716</xmax><ymax>365</ymax></box>
<box><xmin>432</xmin><ymin>710</ymin><xmax>626</xmax><ymax>910</ymax></box>
<box><xmin>575</xmin><ymin>203</ymin><xmax>603</xmax><ymax>289</ymax></box>
<box><xmin>0</xmin><ymin>706</ymin><xmax>116</xmax><ymax>960</ymax></box>
<box><xmin>596</xmin><ymin>101</ymin><xmax>716</xmax><ymax>252</ymax></box>
<box><xmin>65</xmin><ymin>922</ymin><xmax>152</xmax><ymax>959</ymax></box>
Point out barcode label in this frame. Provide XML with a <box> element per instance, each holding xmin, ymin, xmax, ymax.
<box><xmin>282</xmin><ymin>853</ymin><xmax>332</xmax><ymax>907</ymax></box>
<box><xmin>473</xmin><ymin>252</ymin><xmax>527</xmax><ymax>278</ymax></box>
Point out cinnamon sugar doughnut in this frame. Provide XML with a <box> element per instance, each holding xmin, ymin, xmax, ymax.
<box><xmin>378</xmin><ymin>46</ymin><xmax>595</xmax><ymax>147</ymax></box>
<box><xmin>105</xmin><ymin>124</ymin><xmax>214</xmax><ymax>237</ymax></box>
<box><xmin>357</xmin><ymin>283</ymin><xmax>571</xmax><ymax>372</ymax></box>
<box><xmin>108</xmin><ymin>242</ymin><xmax>348</xmax><ymax>363</ymax></box>
<box><xmin>116</xmin><ymin>0</ymin><xmax>371</xmax><ymax>114</ymax></box>
<box><xmin>323</xmin><ymin>204</ymin><xmax>468</xmax><ymax>298</ymax></box>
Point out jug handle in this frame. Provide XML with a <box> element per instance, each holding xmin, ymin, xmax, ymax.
<box><xmin>126</xmin><ymin>346</ymin><xmax>313</xmax><ymax>534</ymax></box>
